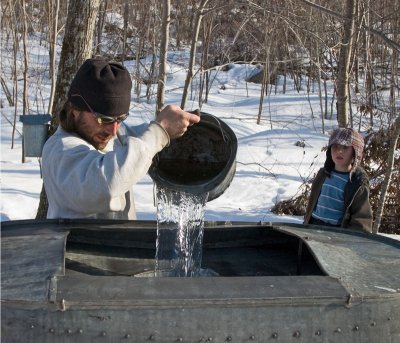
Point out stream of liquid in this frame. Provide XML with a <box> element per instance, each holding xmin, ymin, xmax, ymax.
<box><xmin>155</xmin><ymin>186</ymin><xmax>209</xmax><ymax>277</ymax></box>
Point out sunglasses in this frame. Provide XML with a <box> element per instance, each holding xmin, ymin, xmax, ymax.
<box><xmin>70</xmin><ymin>94</ymin><xmax>129</xmax><ymax>125</ymax></box>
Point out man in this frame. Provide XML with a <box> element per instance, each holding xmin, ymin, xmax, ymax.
<box><xmin>42</xmin><ymin>57</ymin><xmax>200</xmax><ymax>219</ymax></box>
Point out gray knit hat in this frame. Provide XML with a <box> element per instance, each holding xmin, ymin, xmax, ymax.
<box><xmin>68</xmin><ymin>57</ymin><xmax>132</xmax><ymax>116</ymax></box>
<box><xmin>324</xmin><ymin>127</ymin><xmax>365</xmax><ymax>176</ymax></box>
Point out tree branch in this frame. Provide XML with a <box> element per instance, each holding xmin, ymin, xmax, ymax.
<box><xmin>298</xmin><ymin>0</ymin><xmax>400</xmax><ymax>52</ymax></box>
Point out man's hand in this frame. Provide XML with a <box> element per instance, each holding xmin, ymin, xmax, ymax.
<box><xmin>156</xmin><ymin>105</ymin><xmax>201</xmax><ymax>140</ymax></box>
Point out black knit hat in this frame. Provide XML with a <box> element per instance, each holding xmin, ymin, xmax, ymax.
<box><xmin>68</xmin><ymin>57</ymin><xmax>132</xmax><ymax>116</ymax></box>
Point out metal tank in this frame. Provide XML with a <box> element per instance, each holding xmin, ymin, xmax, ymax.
<box><xmin>1</xmin><ymin>219</ymin><xmax>400</xmax><ymax>342</ymax></box>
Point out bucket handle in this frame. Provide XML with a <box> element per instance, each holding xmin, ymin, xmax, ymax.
<box><xmin>189</xmin><ymin>109</ymin><xmax>228</xmax><ymax>143</ymax></box>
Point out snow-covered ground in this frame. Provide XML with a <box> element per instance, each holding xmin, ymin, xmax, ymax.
<box><xmin>1</xmin><ymin>43</ymin><xmax>398</xmax><ymax>240</ymax></box>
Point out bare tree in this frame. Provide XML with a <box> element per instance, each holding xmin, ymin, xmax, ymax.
<box><xmin>1</xmin><ymin>0</ymin><xmax>397</xmax><ymax>228</ymax></box>
<box><xmin>336</xmin><ymin>0</ymin><xmax>357</xmax><ymax>127</ymax></box>
<box><xmin>121</xmin><ymin>2</ymin><xmax>130</xmax><ymax>63</ymax></box>
<box><xmin>372</xmin><ymin>116</ymin><xmax>400</xmax><ymax>233</ymax></box>
<box><xmin>361</xmin><ymin>0</ymin><xmax>375</xmax><ymax>128</ymax></box>
<box><xmin>180</xmin><ymin>0</ymin><xmax>209</xmax><ymax>110</ymax></box>
<box><xmin>156</xmin><ymin>0</ymin><xmax>171</xmax><ymax>114</ymax></box>
<box><xmin>256</xmin><ymin>4</ymin><xmax>276</xmax><ymax>126</ymax></box>
<box><xmin>299</xmin><ymin>0</ymin><xmax>400</xmax><ymax>52</ymax></box>
<box><xmin>48</xmin><ymin>0</ymin><xmax>100</xmax><ymax>128</ymax></box>
<box><xmin>95</xmin><ymin>0</ymin><xmax>108</xmax><ymax>55</ymax></box>
<box><xmin>198</xmin><ymin>12</ymin><xmax>214</xmax><ymax>108</ymax></box>
<box><xmin>47</xmin><ymin>0</ymin><xmax>60</xmax><ymax>114</ymax></box>
<box><xmin>21</xmin><ymin>0</ymin><xmax>29</xmax><ymax>117</ymax></box>
<box><xmin>36</xmin><ymin>0</ymin><xmax>100</xmax><ymax>219</ymax></box>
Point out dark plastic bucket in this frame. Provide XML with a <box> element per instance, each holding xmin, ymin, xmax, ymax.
<box><xmin>149</xmin><ymin>112</ymin><xmax>237</xmax><ymax>201</ymax></box>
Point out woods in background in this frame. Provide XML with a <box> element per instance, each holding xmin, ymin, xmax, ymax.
<box><xmin>1</xmin><ymin>0</ymin><xmax>399</xmax><ymax>231</ymax></box>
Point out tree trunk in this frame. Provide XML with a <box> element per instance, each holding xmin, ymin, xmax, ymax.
<box><xmin>134</xmin><ymin>37</ymin><xmax>144</xmax><ymax>101</ymax></box>
<box><xmin>364</xmin><ymin>5</ymin><xmax>375</xmax><ymax>128</ymax></box>
<box><xmin>180</xmin><ymin>0</ymin><xmax>209</xmax><ymax>110</ymax></box>
<box><xmin>336</xmin><ymin>0</ymin><xmax>357</xmax><ymax>127</ymax></box>
<box><xmin>156</xmin><ymin>0</ymin><xmax>170</xmax><ymax>114</ymax></box>
<box><xmin>49</xmin><ymin>0</ymin><xmax>100</xmax><ymax>130</ymax></box>
<box><xmin>47</xmin><ymin>0</ymin><xmax>60</xmax><ymax>114</ymax></box>
<box><xmin>199</xmin><ymin>14</ymin><xmax>213</xmax><ymax>108</ymax></box>
<box><xmin>36</xmin><ymin>0</ymin><xmax>100</xmax><ymax>219</ymax></box>
<box><xmin>315</xmin><ymin>43</ymin><xmax>325</xmax><ymax>131</ymax></box>
<box><xmin>257</xmin><ymin>59</ymin><xmax>268</xmax><ymax>126</ymax></box>
<box><xmin>21</xmin><ymin>0</ymin><xmax>29</xmax><ymax>117</ymax></box>
<box><xmin>9</xmin><ymin>0</ymin><xmax>19</xmax><ymax>151</ymax></box>
<box><xmin>95</xmin><ymin>0</ymin><xmax>107</xmax><ymax>55</ymax></box>
<box><xmin>122</xmin><ymin>2</ymin><xmax>130</xmax><ymax>63</ymax></box>
<box><xmin>372</xmin><ymin>116</ymin><xmax>400</xmax><ymax>233</ymax></box>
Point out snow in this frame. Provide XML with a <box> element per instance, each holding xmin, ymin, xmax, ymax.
<box><xmin>1</xmin><ymin>41</ymin><xmax>398</xmax><ymax>241</ymax></box>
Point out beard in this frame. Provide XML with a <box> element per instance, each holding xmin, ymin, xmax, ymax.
<box><xmin>74</xmin><ymin>115</ymin><xmax>112</xmax><ymax>151</ymax></box>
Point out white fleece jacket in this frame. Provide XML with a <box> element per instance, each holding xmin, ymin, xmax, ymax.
<box><xmin>42</xmin><ymin>122</ymin><xmax>169</xmax><ymax>219</ymax></box>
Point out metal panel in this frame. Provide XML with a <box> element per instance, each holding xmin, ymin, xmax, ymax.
<box><xmin>2</xmin><ymin>298</ymin><xmax>399</xmax><ymax>343</ymax></box>
<box><xmin>273</xmin><ymin>225</ymin><xmax>400</xmax><ymax>296</ymax></box>
<box><xmin>1</xmin><ymin>232</ymin><xmax>66</xmax><ymax>301</ymax></box>
<box><xmin>54</xmin><ymin>275</ymin><xmax>348</xmax><ymax>306</ymax></box>
<box><xmin>2</xmin><ymin>219</ymin><xmax>400</xmax><ymax>342</ymax></box>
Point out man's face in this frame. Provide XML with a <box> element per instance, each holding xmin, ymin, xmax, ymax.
<box><xmin>73</xmin><ymin>110</ymin><xmax>122</xmax><ymax>150</ymax></box>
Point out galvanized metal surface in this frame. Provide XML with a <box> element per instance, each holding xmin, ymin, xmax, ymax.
<box><xmin>19</xmin><ymin>114</ymin><xmax>51</xmax><ymax>157</ymax></box>
<box><xmin>3</xmin><ymin>299</ymin><xmax>398</xmax><ymax>343</ymax></box>
<box><xmin>1</xmin><ymin>219</ymin><xmax>400</xmax><ymax>342</ymax></box>
<box><xmin>1</xmin><ymin>231</ymin><xmax>66</xmax><ymax>301</ymax></box>
<box><xmin>273</xmin><ymin>224</ymin><xmax>400</xmax><ymax>297</ymax></box>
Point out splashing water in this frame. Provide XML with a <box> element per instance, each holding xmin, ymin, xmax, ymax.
<box><xmin>155</xmin><ymin>186</ymin><xmax>208</xmax><ymax>277</ymax></box>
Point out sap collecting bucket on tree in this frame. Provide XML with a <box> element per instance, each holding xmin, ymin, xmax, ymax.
<box><xmin>19</xmin><ymin>114</ymin><xmax>51</xmax><ymax>158</ymax></box>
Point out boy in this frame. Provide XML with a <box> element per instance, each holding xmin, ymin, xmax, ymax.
<box><xmin>304</xmin><ymin>128</ymin><xmax>373</xmax><ymax>232</ymax></box>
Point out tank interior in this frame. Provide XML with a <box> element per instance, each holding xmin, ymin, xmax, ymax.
<box><xmin>65</xmin><ymin>225</ymin><xmax>325</xmax><ymax>277</ymax></box>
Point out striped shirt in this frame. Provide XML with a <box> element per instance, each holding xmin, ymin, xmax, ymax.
<box><xmin>312</xmin><ymin>170</ymin><xmax>350</xmax><ymax>225</ymax></box>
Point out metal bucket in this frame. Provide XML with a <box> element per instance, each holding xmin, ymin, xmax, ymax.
<box><xmin>19</xmin><ymin>114</ymin><xmax>51</xmax><ymax>157</ymax></box>
<box><xmin>149</xmin><ymin>112</ymin><xmax>237</xmax><ymax>201</ymax></box>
